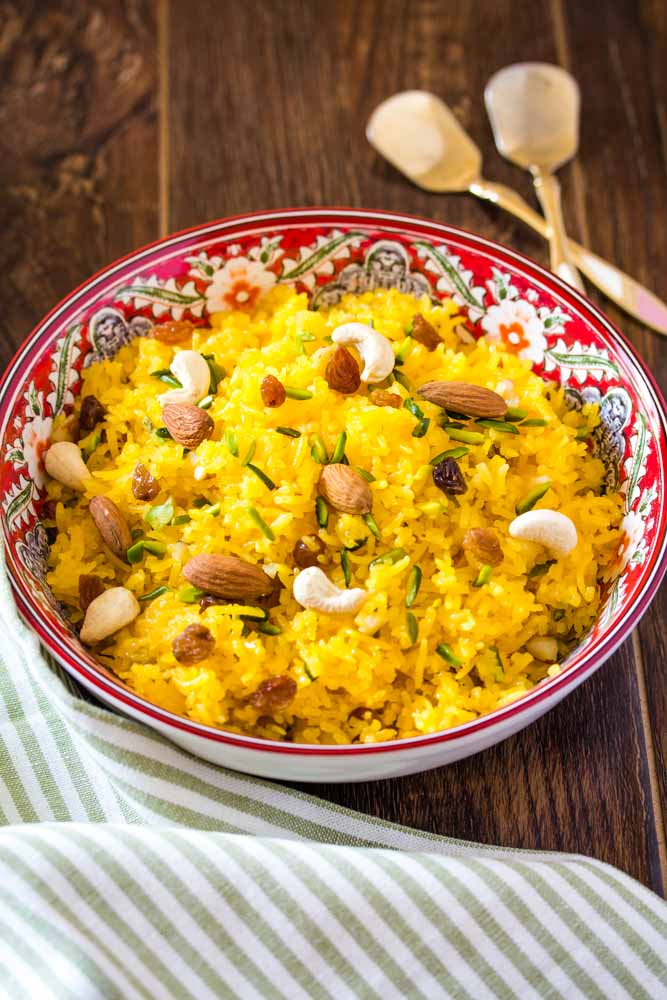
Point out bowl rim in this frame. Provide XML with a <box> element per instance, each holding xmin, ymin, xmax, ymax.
<box><xmin>3</xmin><ymin>205</ymin><xmax>667</xmax><ymax>756</ymax></box>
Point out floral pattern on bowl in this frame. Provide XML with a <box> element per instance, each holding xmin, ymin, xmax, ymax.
<box><xmin>1</xmin><ymin>209</ymin><xmax>666</xmax><ymax>756</ymax></box>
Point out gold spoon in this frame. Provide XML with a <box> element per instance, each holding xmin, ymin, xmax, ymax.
<box><xmin>366</xmin><ymin>90</ymin><xmax>667</xmax><ymax>335</ymax></box>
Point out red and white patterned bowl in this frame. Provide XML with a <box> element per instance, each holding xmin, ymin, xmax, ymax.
<box><xmin>2</xmin><ymin>208</ymin><xmax>666</xmax><ymax>782</ymax></box>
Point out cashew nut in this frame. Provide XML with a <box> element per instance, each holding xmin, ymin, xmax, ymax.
<box><xmin>526</xmin><ymin>636</ymin><xmax>559</xmax><ymax>662</ymax></box>
<box><xmin>331</xmin><ymin>323</ymin><xmax>395</xmax><ymax>382</ymax></box>
<box><xmin>79</xmin><ymin>587</ymin><xmax>140</xmax><ymax>644</ymax></box>
<box><xmin>509</xmin><ymin>509</ymin><xmax>577</xmax><ymax>557</ymax></box>
<box><xmin>159</xmin><ymin>350</ymin><xmax>210</xmax><ymax>406</ymax></box>
<box><xmin>293</xmin><ymin>566</ymin><xmax>367</xmax><ymax>613</ymax></box>
<box><xmin>44</xmin><ymin>441</ymin><xmax>91</xmax><ymax>491</ymax></box>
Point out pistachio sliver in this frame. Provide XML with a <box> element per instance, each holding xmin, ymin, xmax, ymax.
<box><xmin>284</xmin><ymin>385</ymin><xmax>313</xmax><ymax>400</ymax></box>
<box><xmin>369</xmin><ymin>547</ymin><xmax>406</xmax><ymax>570</ymax></box>
<box><xmin>405</xmin><ymin>565</ymin><xmax>422</xmax><ymax>608</ymax></box>
<box><xmin>515</xmin><ymin>480</ymin><xmax>551</xmax><ymax>515</ymax></box>
<box><xmin>406</xmin><ymin>611</ymin><xmax>419</xmax><ymax>645</ymax></box>
<box><xmin>430</xmin><ymin>446</ymin><xmax>469</xmax><ymax>464</ymax></box>
<box><xmin>330</xmin><ymin>430</ymin><xmax>347</xmax><ymax>464</ymax></box>
<box><xmin>475</xmin><ymin>419</ymin><xmax>520</xmax><ymax>434</ymax></box>
<box><xmin>436</xmin><ymin>643</ymin><xmax>461</xmax><ymax>667</ymax></box>
<box><xmin>247</xmin><ymin>506</ymin><xmax>275</xmax><ymax>540</ymax></box>
<box><xmin>444</xmin><ymin>427</ymin><xmax>485</xmax><ymax>445</ymax></box>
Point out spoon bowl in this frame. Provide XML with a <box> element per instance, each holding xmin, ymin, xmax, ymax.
<box><xmin>366</xmin><ymin>90</ymin><xmax>481</xmax><ymax>192</ymax></box>
<box><xmin>484</xmin><ymin>63</ymin><xmax>580</xmax><ymax>173</ymax></box>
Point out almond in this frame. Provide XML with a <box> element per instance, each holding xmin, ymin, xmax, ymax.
<box><xmin>317</xmin><ymin>464</ymin><xmax>372</xmax><ymax>515</ymax></box>
<box><xmin>184</xmin><ymin>554</ymin><xmax>274</xmax><ymax>599</ymax></box>
<box><xmin>89</xmin><ymin>496</ymin><xmax>132</xmax><ymax>562</ymax></box>
<box><xmin>325</xmin><ymin>346</ymin><xmax>361</xmax><ymax>394</ymax></box>
<box><xmin>463</xmin><ymin>527</ymin><xmax>504</xmax><ymax>566</ymax></box>
<box><xmin>417</xmin><ymin>381</ymin><xmax>508</xmax><ymax>418</ymax></box>
<box><xmin>162</xmin><ymin>402</ymin><xmax>214</xmax><ymax>448</ymax></box>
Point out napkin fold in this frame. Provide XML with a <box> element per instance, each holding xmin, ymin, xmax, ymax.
<box><xmin>1</xmin><ymin>553</ymin><xmax>666</xmax><ymax>1000</ymax></box>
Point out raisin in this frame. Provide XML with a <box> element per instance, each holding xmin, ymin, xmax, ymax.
<box><xmin>151</xmin><ymin>320</ymin><xmax>194</xmax><ymax>343</ymax></box>
<box><xmin>79</xmin><ymin>395</ymin><xmax>106</xmax><ymax>432</ymax></box>
<box><xmin>172</xmin><ymin>623</ymin><xmax>215</xmax><ymax>664</ymax></box>
<box><xmin>41</xmin><ymin>499</ymin><xmax>58</xmax><ymax>521</ymax></box>
<box><xmin>261</xmin><ymin>375</ymin><xmax>286</xmax><ymax>408</ymax></box>
<box><xmin>79</xmin><ymin>574</ymin><xmax>105</xmax><ymax>612</ymax></box>
<box><xmin>411</xmin><ymin>314</ymin><xmax>441</xmax><ymax>350</ymax></box>
<box><xmin>433</xmin><ymin>457</ymin><xmax>467</xmax><ymax>495</ymax></box>
<box><xmin>292</xmin><ymin>535</ymin><xmax>326</xmax><ymax>568</ymax></box>
<box><xmin>132</xmin><ymin>463</ymin><xmax>160</xmax><ymax>501</ymax></box>
<box><xmin>199</xmin><ymin>594</ymin><xmax>227</xmax><ymax>614</ymax></box>
<box><xmin>249</xmin><ymin>676</ymin><xmax>297</xmax><ymax>712</ymax></box>
<box><xmin>325</xmin><ymin>347</ymin><xmax>361</xmax><ymax>394</ymax></box>
<box><xmin>463</xmin><ymin>528</ymin><xmax>503</xmax><ymax>566</ymax></box>
<box><xmin>369</xmin><ymin>390</ymin><xmax>402</xmax><ymax>408</ymax></box>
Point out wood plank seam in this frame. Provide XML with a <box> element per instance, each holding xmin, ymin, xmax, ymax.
<box><xmin>632</xmin><ymin>631</ymin><xmax>667</xmax><ymax>894</ymax></box>
<box><xmin>158</xmin><ymin>0</ymin><xmax>170</xmax><ymax>238</ymax></box>
<box><xmin>549</xmin><ymin>0</ymin><xmax>591</xmax><ymax>248</ymax></box>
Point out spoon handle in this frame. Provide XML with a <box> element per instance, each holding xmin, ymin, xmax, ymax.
<box><xmin>470</xmin><ymin>179</ymin><xmax>667</xmax><ymax>336</ymax></box>
<box><xmin>530</xmin><ymin>169</ymin><xmax>585</xmax><ymax>292</ymax></box>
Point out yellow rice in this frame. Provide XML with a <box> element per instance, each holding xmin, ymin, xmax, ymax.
<box><xmin>45</xmin><ymin>287</ymin><xmax>624</xmax><ymax>744</ymax></box>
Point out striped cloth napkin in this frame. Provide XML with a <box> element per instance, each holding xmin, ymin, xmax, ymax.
<box><xmin>1</xmin><ymin>554</ymin><xmax>666</xmax><ymax>1000</ymax></box>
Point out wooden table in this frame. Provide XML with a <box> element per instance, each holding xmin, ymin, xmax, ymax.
<box><xmin>2</xmin><ymin>0</ymin><xmax>665</xmax><ymax>895</ymax></box>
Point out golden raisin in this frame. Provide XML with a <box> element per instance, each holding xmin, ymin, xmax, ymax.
<box><xmin>151</xmin><ymin>320</ymin><xmax>194</xmax><ymax>344</ymax></box>
<box><xmin>250</xmin><ymin>676</ymin><xmax>297</xmax><ymax>712</ymax></box>
<box><xmin>325</xmin><ymin>347</ymin><xmax>361</xmax><ymax>394</ymax></box>
<box><xmin>132</xmin><ymin>463</ymin><xmax>160</xmax><ymax>501</ymax></box>
<box><xmin>369</xmin><ymin>390</ymin><xmax>402</xmax><ymax>409</ymax></box>
<box><xmin>463</xmin><ymin>527</ymin><xmax>504</xmax><ymax>566</ymax></box>
<box><xmin>261</xmin><ymin>375</ymin><xmax>286</xmax><ymax>408</ymax></box>
<box><xmin>292</xmin><ymin>535</ymin><xmax>326</xmax><ymax>568</ymax></box>
<box><xmin>172</xmin><ymin>623</ymin><xmax>215</xmax><ymax>664</ymax></box>
<box><xmin>411</xmin><ymin>314</ymin><xmax>441</xmax><ymax>350</ymax></box>
<box><xmin>79</xmin><ymin>574</ymin><xmax>105</xmax><ymax>612</ymax></box>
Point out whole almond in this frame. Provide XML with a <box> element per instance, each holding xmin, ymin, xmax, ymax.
<box><xmin>89</xmin><ymin>495</ymin><xmax>132</xmax><ymax>562</ymax></box>
<box><xmin>325</xmin><ymin>346</ymin><xmax>361</xmax><ymax>394</ymax></box>
<box><xmin>317</xmin><ymin>464</ymin><xmax>372</xmax><ymax>515</ymax></box>
<box><xmin>417</xmin><ymin>381</ymin><xmax>508</xmax><ymax>418</ymax></box>
<box><xmin>162</xmin><ymin>402</ymin><xmax>214</xmax><ymax>448</ymax></box>
<box><xmin>463</xmin><ymin>527</ymin><xmax>504</xmax><ymax>566</ymax></box>
<box><xmin>184</xmin><ymin>554</ymin><xmax>274</xmax><ymax>599</ymax></box>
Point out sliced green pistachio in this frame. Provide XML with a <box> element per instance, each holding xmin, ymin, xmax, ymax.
<box><xmin>247</xmin><ymin>505</ymin><xmax>275</xmax><ymax>540</ymax></box>
<box><xmin>515</xmin><ymin>480</ymin><xmax>551</xmax><ymax>515</ymax></box>
<box><xmin>436</xmin><ymin>643</ymin><xmax>461</xmax><ymax>667</ymax></box>
<box><xmin>405</xmin><ymin>565</ymin><xmax>422</xmax><ymax>607</ymax></box>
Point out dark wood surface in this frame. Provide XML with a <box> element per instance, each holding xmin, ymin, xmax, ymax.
<box><xmin>1</xmin><ymin>0</ymin><xmax>665</xmax><ymax>893</ymax></box>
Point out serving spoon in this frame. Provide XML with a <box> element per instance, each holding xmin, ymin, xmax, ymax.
<box><xmin>366</xmin><ymin>90</ymin><xmax>667</xmax><ymax>336</ymax></box>
<box><xmin>484</xmin><ymin>63</ymin><xmax>584</xmax><ymax>291</ymax></box>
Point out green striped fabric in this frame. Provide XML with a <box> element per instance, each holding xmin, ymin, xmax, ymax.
<box><xmin>1</xmin><ymin>555</ymin><xmax>666</xmax><ymax>999</ymax></box>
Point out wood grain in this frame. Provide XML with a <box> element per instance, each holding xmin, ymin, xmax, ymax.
<box><xmin>1</xmin><ymin>0</ymin><xmax>664</xmax><ymax>893</ymax></box>
<box><xmin>165</xmin><ymin>0</ymin><xmax>665</xmax><ymax>892</ymax></box>
<box><xmin>0</xmin><ymin>0</ymin><xmax>158</xmax><ymax>345</ymax></box>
